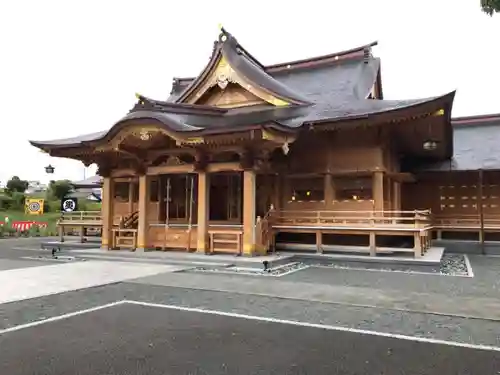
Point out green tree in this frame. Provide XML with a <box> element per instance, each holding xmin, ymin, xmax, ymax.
<box><xmin>48</xmin><ymin>180</ymin><xmax>73</xmax><ymax>200</ymax></box>
<box><xmin>481</xmin><ymin>0</ymin><xmax>500</xmax><ymax>15</ymax></box>
<box><xmin>6</xmin><ymin>176</ymin><xmax>28</xmax><ymax>194</ymax></box>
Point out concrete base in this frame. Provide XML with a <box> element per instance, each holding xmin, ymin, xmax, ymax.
<box><xmin>435</xmin><ymin>240</ymin><xmax>500</xmax><ymax>255</ymax></box>
<box><xmin>286</xmin><ymin>247</ymin><xmax>444</xmax><ymax>273</ymax></box>
<box><xmin>40</xmin><ymin>241</ymin><xmax>99</xmax><ymax>250</ymax></box>
<box><xmin>71</xmin><ymin>248</ymin><xmax>293</xmax><ymax>269</ymax></box>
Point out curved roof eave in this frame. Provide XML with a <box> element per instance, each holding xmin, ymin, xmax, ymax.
<box><xmin>29</xmin><ymin>130</ymin><xmax>108</xmax><ymax>149</ymax></box>
<box><xmin>87</xmin><ymin>111</ymin><xmax>203</xmax><ymax>145</ymax></box>
<box><xmin>308</xmin><ymin>91</ymin><xmax>456</xmax><ymax>126</ymax></box>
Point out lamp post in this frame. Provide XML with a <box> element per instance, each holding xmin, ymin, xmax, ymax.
<box><xmin>45</xmin><ymin>164</ymin><xmax>55</xmax><ymax>174</ymax></box>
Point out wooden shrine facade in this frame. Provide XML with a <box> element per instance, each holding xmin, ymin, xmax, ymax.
<box><xmin>30</xmin><ymin>28</ymin><xmax>499</xmax><ymax>257</ymax></box>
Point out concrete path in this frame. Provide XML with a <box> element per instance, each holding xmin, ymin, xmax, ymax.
<box><xmin>0</xmin><ymin>261</ymin><xmax>183</xmax><ymax>305</ymax></box>
<box><xmin>131</xmin><ymin>272</ymin><xmax>500</xmax><ymax>321</ymax></box>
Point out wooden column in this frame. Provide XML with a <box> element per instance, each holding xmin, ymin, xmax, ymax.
<box><xmin>101</xmin><ymin>177</ymin><xmax>113</xmax><ymax>250</ymax></box>
<box><xmin>324</xmin><ymin>174</ymin><xmax>334</xmax><ymax>208</ymax></box>
<box><xmin>196</xmin><ymin>171</ymin><xmax>209</xmax><ymax>253</ymax></box>
<box><xmin>478</xmin><ymin>169</ymin><xmax>485</xmax><ymax>254</ymax></box>
<box><xmin>136</xmin><ymin>174</ymin><xmax>149</xmax><ymax>251</ymax></box>
<box><xmin>158</xmin><ymin>176</ymin><xmax>165</xmax><ymax>221</ymax></box>
<box><xmin>273</xmin><ymin>174</ymin><xmax>282</xmax><ymax>212</ymax></box>
<box><xmin>243</xmin><ymin>170</ymin><xmax>257</xmax><ymax>255</ymax></box>
<box><xmin>372</xmin><ymin>171</ymin><xmax>384</xmax><ymax>213</ymax></box>
<box><xmin>392</xmin><ymin>180</ymin><xmax>401</xmax><ymax>212</ymax></box>
<box><xmin>128</xmin><ymin>180</ymin><xmax>134</xmax><ymax>214</ymax></box>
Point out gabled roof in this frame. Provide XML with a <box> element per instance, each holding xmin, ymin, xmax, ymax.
<box><xmin>29</xmin><ymin>27</ymin><xmax>455</xmax><ymax>150</ymax></box>
<box><xmin>175</xmin><ymin>28</ymin><xmax>312</xmax><ymax>105</ymax></box>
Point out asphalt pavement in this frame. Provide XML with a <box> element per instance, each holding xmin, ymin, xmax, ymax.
<box><xmin>0</xmin><ymin>302</ymin><xmax>498</xmax><ymax>375</ymax></box>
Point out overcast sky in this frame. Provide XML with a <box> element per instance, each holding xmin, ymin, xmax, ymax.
<box><xmin>0</xmin><ymin>0</ymin><xmax>498</xmax><ymax>184</ymax></box>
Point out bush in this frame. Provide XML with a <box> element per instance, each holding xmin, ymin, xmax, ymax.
<box><xmin>0</xmin><ymin>195</ymin><xmax>14</xmax><ymax>210</ymax></box>
<box><xmin>10</xmin><ymin>192</ymin><xmax>25</xmax><ymax>211</ymax></box>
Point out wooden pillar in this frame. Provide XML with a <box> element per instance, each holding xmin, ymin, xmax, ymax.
<box><xmin>372</xmin><ymin>171</ymin><xmax>384</xmax><ymax>213</ymax></box>
<box><xmin>243</xmin><ymin>170</ymin><xmax>257</xmax><ymax>255</ymax></box>
<box><xmin>136</xmin><ymin>174</ymin><xmax>149</xmax><ymax>251</ymax></box>
<box><xmin>273</xmin><ymin>174</ymin><xmax>282</xmax><ymax>212</ymax></box>
<box><xmin>478</xmin><ymin>169</ymin><xmax>485</xmax><ymax>254</ymax></box>
<box><xmin>128</xmin><ymin>180</ymin><xmax>134</xmax><ymax>214</ymax></box>
<box><xmin>392</xmin><ymin>180</ymin><xmax>401</xmax><ymax>212</ymax></box>
<box><xmin>158</xmin><ymin>176</ymin><xmax>165</xmax><ymax>221</ymax></box>
<box><xmin>325</xmin><ymin>174</ymin><xmax>334</xmax><ymax>208</ymax></box>
<box><xmin>196</xmin><ymin>171</ymin><xmax>209</xmax><ymax>253</ymax></box>
<box><xmin>101</xmin><ymin>177</ymin><xmax>113</xmax><ymax>250</ymax></box>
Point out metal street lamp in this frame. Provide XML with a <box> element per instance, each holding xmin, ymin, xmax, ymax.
<box><xmin>45</xmin><ymin>164</ymin><xmax>55</xmax><ymax>174</ymax></box>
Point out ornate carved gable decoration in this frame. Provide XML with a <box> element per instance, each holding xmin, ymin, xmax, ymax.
<box><xmin>95</xmin><ymin>125</ymin><xmax>182</xmax><ymax>153</ymax></box>
<box><xmin>187</xmin><ymin>56</ymin><xmax>289</xmax><ymax>108</ymax></box>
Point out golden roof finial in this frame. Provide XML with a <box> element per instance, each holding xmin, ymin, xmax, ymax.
<box><xmin>135</xmin><ymin>92</ymin><xmax>141</xmax><ymax>99</ymax></box>
<box><xmin>218</xmin><ymin>23</ymin><xmax>223</xmax><ymax>31</ymax></box>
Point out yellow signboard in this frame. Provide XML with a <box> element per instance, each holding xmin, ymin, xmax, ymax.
<box><xmin>25</xmin><ymin>198</ymin><xmax>44</xmax><ymax>215</ymax></box>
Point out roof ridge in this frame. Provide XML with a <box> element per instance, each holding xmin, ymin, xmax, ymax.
<box><xmin>171</xmin><ymin>41</ymin><xmax>378</xmax><ymax>84</ymax></box>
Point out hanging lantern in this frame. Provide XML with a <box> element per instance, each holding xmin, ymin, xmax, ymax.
<box><xmin>45</xmin><ymin>164</ymin><xmax>55</xmax><ymax>174</ymax></box>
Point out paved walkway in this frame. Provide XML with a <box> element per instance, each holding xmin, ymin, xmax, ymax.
<box><xmin>131</xmin><ymin>272</ymin><xmax>500</xmax><ymax>321</ymax></box>
<box><xmin>0</xmin><ymin>261</ymin><xmax>183</xmax><ymax>305</ymax></box>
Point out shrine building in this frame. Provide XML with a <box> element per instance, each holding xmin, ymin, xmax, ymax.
<box><xmin>29</xmin><ymin>28</ymin><xmax>500</xmax><ymax>257</ymax></box>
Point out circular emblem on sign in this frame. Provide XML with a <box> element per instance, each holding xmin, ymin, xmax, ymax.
<box><xmin>62</xmin><ymin>199</ymin><xmax>76</xmax><ymax>212</ymax></box>
<box><xmin>28</xmin><ymin>201</ymin><xmax>41</xmax><ymax>212</ymax></box>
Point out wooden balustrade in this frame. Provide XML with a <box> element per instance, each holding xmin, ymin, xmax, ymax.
<box><xmin>273</xmin><ymin>210</ymin><xmax>431</xmax><ymax>229</ymax></box>
<box><xmin>433</xmin><ymin>214</ymin><xmax>500</xmax><ymax>229</ymax></box>
<box><xmin>59</xmin><ymin>211</ymin><xmax>102</xmax><ymax>224</ymax></box>
<box><xmin>57</xmin><ymin>211</ymin><xmax>103</xmax><ymax>243</ymax></box>
<box><xmin>271</xmin><ymin>209</ymin><xmax>432</xmax><ymax>258</ymax></box>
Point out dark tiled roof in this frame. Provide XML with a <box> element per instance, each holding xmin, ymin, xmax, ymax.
<box><xmin>71</xmin><ymin>175</ymin><xmax>102</xmax><ymax>187</ymax></box>
<box><xmin>175</xmin><ymin>29</ymin><xmax>311</xmax><ymax>105</ymax></box>
<box><xmin>419</xmin><ymin>119</ymin><xmax>500</xmax><ymax>171</ymax></box>
<box><xmin>29</xmin><ymin>29</ymin><xmax>454</xmax><ymax>149</ymax></box>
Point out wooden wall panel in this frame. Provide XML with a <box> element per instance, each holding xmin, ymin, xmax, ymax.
<box><xmin>148</xmin><ymin>226</ymin><xmax>197</xmax><ymax>249</ymax></box>
<box><xmin>402</xmin><ymin>171</ymin><xmax>500</xmax><ymax>217</ymax></box>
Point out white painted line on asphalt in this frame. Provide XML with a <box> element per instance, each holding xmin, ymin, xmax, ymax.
<box><xmin>311</xmin><ymin>264</ymin><xmax>473</xmax><ymax>278</ymax></box>
<box><xmin>124</xmin><ymin>300</ymin><xmax>500</xmax><ymax>352</ymax></box>
<box><xmin>463</xmin><ymin>254</ymin><xmax>475</xmax><ymax>278</ymax></box>
<box><xmin>274</xmin><ymin>264</ymin><xmax>310</xmax><ymax>277</ymax></box>
<box><xmin>0</xmin><ymin>301</ymin><xmax>127</xmax><ymax>336</ymax></box>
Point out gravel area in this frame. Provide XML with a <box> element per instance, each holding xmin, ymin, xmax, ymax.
<box><xmin>440</xmin><ymin>254</ymin><xmax>469</xmax><ymax>276</ymax></box>
<box><xmin>190</xmin><ymin>262</ymin><xmax>308</xmax><ymax>277</ymax></box>
<box><xmin>186</xmin><ymin>254</ymin><xmax>470</xmax><ymax>278</ymax></box>
<box><xmin>0</xmin><ymin>283</ymin><xmax>499</xmax><ymax>348</ymax></box>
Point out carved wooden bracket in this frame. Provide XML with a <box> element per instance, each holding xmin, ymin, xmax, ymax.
<box><xmin>96</xmin><ymin>164</ymin><xmax>112</xmax><ymax>177</ymax></box>
<box><xmin>194</xmin><ymin>150</ymin><xmax>208</xmax><ymax>171</ymax></box>
<box><xmin>239</xmin><ymin>149</ymin><xmax>255</xmax><ymax>170</ymax></box>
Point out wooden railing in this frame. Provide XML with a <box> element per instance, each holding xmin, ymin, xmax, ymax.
<box><xmin>120</xmin><ymin>211</ymin><xmax>139</xmax><ymax>229</ymax></box>
<box><xmin>271</xmin><ymin>209</ymin><xmax>432</xmax><ymax>258</ymax></box>
<box><xmin>273</xmin><ymin>210</ymin><xmax>432</xmax><ymax>229</ymax></box>
<box><xmin>433</xmin><ymin>214</ymin><xmax>500</xmax><ymax>229</ymax></box>
<box><xmin>59</xmin><ymin>211</ymin><xmax>102</xmax><ymax>224</ymax></box>
<box><xmin>255</xmin><ymin>206</ymin><xmax>275</xmax><ymax>254</ymax></box>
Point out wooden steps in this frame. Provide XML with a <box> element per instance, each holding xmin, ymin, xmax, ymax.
<box><xmin>208</xmin><ymin>230</ymin><xmax>242</xmax><ymax>254</ymax></box>
<box><xmin>112</xmin><ymin>228</ymin><xmax>137</xmax><ymax>250</ymax></box>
